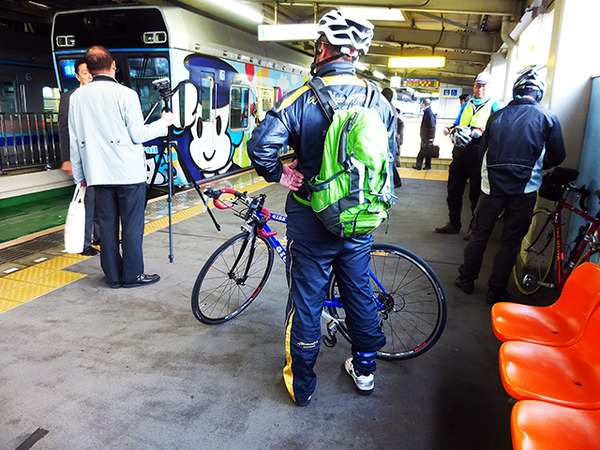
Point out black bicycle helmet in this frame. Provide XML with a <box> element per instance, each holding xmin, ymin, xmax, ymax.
<box><xmin>317</xmin><ymin>9</ymin><xmax>374</xmax><ymax>56</ymax></box>
<box><xmin>513</xmin><ymin>69</ymin><xmax>545</xmax><ymax>102</ymax></box>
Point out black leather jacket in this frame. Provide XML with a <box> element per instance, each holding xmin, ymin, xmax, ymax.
<box><xmin>247</xmin><ymin>61</ymin><xmax>397</xmax><ymax>240</ymax></box>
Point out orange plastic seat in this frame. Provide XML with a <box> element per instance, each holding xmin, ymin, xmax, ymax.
<box><xmin>499</xmin><ymin>306</ymin><xmax>600</xmax><ymax>409</ymax></box>
<box><xmin>492</xmin><ymin>262</ymin><xmax>600</xmax><ymax>346</ymax></box>
<box><xmin>511</xmin><ymin>400</ymin><xmax>600</xmax><ymax>450</ymax></box>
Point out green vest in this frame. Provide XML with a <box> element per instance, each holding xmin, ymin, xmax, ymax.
<box><xmin>459</xmin><ymin>98</ymin><xmax>494</xmax><ymax>129</ymax></box>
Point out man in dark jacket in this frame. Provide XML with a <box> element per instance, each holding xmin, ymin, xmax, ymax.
<box><xmin>412</xmin><ymin>98</ymin><xmax>436</xmax><ymax>170</ymax></box>
<box><xmin>247</xmin><ymin>9</ymin><xmax>396</xmax><ymax>406</ymax></box>
<box><xmin>454</xmin><ymin>69</ymin><xmax>566</xmax><ymax>304</ymax></box>
<box><xmin>58</xmin><ymin>60</ymin><xmax>99</xmax><ymax>256</ymax></box>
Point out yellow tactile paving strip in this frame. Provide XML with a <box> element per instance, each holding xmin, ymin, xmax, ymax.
<box><xmin>0</xmin><ymin>177</ymin><xmax>273</xmax><ymax>313</ymax></box>
<box><xmin>0</xmin><ymin>171</ymin><xmax>442</xmax><ymax>313</ymax></box>
<box><xmin>399</xmin><ymin>167</ymin><xmax>449</xmax><ymax>181</ymax></box>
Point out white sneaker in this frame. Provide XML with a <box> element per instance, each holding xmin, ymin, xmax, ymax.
<box><xmin>344</xmin><ymin>357</ymin><xmax>374</xmax><ymax>395</ymax></box>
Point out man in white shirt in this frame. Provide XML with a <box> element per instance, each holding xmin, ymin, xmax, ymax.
<box><xmin>69</xmin><ymin>45</ymin><xmax>174</xmax><ymax>288</ymax></box>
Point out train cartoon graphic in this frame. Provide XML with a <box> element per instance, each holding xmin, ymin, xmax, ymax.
<box><xmin>51</xmin><ymin>5</ymin><xmax>312</xmax><ymax>186</ymax></box>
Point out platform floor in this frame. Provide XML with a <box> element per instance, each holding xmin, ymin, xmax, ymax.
<box><xmin>0</xmin><ymin>168</ymin><xmax>557</xmax><ymax>449</ymax></box>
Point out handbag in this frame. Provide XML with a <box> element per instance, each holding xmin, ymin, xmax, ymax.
<box><xmin>64</xmin><ymin>183</ymin><xmax>87</xmax><ymax>254</ymax></box>
<box><xmin>422</xmin><ymin>143</ymin><xmax>440</xmax><ymax>158</ymax></box>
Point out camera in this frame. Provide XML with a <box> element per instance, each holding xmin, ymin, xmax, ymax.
<box><xmin>152</xmin><ymin>77</ymin><xmax>172</xmax><ymax>99</ymax></box>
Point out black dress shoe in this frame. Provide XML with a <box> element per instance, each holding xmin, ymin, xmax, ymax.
<box><xmin>109</xmin><ymin>281</ymin><xmax>121</xmax><ymax>289</ymax></box>
<box><xmin>81</xmin><ymin>246</ymin><xmax>100</xmax><ymax>256</ymax></box>
<box><xmin>122</xmin><ymin>273</ymin><xmax>160</xmax><ymax>288</ymax></box>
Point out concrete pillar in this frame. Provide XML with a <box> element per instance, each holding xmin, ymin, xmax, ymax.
<box><xmin>545</xmin><ymin>0</ymin><xmax>600</xmax><ymax>168</ymax></box>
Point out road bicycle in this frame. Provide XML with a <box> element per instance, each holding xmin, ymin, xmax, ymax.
<box><xmin>191</xmin><ymin>187</ymin><xmax>447</xmax><ymax>360</ymax></box>
<box><xmin>513</xmin><ymin>168</ymin><xmax>600</xmax><ymax>295</ymax></box>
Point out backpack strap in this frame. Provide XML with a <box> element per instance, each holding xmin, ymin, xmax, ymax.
<box><xmin>364</xmin><ymin>80</ymin><xmax>380</xmax><ymax>109</ymax></box>
<box><xmin>307</xmin><ymin>77</ymin><xmax>338</xmax><ymax>123</ymax></box>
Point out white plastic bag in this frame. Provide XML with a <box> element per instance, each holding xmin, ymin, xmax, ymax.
<box><xmin>64</xmin><ymin>183</ymin><xmax>86</xmax><ymax>254</ymax></box>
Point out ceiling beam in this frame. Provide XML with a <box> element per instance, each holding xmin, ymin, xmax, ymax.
<box><xmin>245</xmin><ymin>0</ymin><xmax>519</xmax><ymax>17</ymax></box>
<box><xmin>373</xmin><ymin>26</ymin><xmax>500</xmax><ymax>55</ymax></box>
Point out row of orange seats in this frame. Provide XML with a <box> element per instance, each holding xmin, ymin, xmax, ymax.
<box><xmin>491</xmin><ymin>262</ymin><xmax>600</xmax><ymax>450</ymax></box>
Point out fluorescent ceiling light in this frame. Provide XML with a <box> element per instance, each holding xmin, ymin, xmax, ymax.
<box><xmin>258</xmin><ymin>23</ymin><xmax>318</xmax><ymax>41</ymax></box>
<box><xmin>388</xmin><ymin>56</ymin><xmax>446</xmax><ymax>69</ymax></box>
<box><xmin>340</xmin><ymin>7</ymin><xmax>404</xmax><ymax>21</ymax></box>
<box><xmin>208</xmin><ymin>0</ymin><xmax>264</xmax><ymax>24</ymax></box>
<box><xmin>373</xmin><ymin>70</ymin><xmax>386</xmax><ymax>80</ymax></box>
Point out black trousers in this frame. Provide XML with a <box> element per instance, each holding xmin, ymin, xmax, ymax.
<box><xmin>83</xmin><ymin>186</ymin><xmax>100</xmax><ymax>247</ymax></box>
<box><xmin>414</xmin><ymin>140</ymin><xmax>432</xmax><ymax>169</ymax></box>
<box><xmin>446</xmin><ymin>143</ymin><xmax>482</xmax><ymax>229</ymax></box>
<box><xmin>459</xmin><ymin>192</ymin><xmax>537</xmax><ymax>292</ymax></box>
<box><xmin>94</xmin><ymin>183</ymin><xmax>146</xmax><ymax>284</ymax></box>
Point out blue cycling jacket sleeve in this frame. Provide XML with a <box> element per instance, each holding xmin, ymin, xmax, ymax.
<box><xmin>247</xmin><ymin>112</ymin><xmax>290</xmax><ymax>183</ymax></box>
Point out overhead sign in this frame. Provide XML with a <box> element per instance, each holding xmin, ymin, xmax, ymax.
<box><xmin>404</xmin><ymin>78</ymin><xmax>440</xmax><ymax>88</ymax></box>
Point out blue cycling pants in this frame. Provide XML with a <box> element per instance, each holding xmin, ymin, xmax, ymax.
<box><xmin>283</xmin><ymin>236</ymin><xmax>386</xmax><ymax>405</ymax></box>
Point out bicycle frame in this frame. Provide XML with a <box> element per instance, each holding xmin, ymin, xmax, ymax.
<box><xmin>257</xmin><ymin>211</ymin><xmax>385</xmax><ymax>312</ymax></box>
<box><xmin>532</xmin><ymin>197</ymin><xmax>600</xmax><ymax>290</ymax></box>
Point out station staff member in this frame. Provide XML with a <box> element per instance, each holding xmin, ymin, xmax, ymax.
<box><xmin>435</xmin><ymin>72</ymin><xmax>501</xmax><ymax>238</ymax></box>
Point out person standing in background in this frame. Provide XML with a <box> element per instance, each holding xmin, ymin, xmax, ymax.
<box><xmin>69</xmin><ymin>46</ymin><xmax>174</xmax><ymax>288</ymax></box>
<box><xmin>58</xmin><ymin>60</ymin><xmax>99</xmax><ymax>256</ymax></box>
<box><xmin>443</xmin><ymin>93</ymin><xmax>471</xmax><ymax>137</ymax></box>
<box><xmin>435</xmin><ymin>72</ymin><xmax>501</xmax><ymax>237</ymax></box>
<box><xmin>412</xmin><ymin>98</ymin><xmax>436</xmax><ymax>170</ymax></box>
<box><xmin>454</xmin><ymin>69</ymin><xmax>565</xmax><ymax>304</ymax></box>
<box><xmin>381</xmin><ymin>87</ymin><xmax>403</xmax><ymax>188</ymax></box>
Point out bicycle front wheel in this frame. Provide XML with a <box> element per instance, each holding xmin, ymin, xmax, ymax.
<box><xmin>328</xmin><ymin>244</ymin><xmax>447</xmax><ymax>361</ymax></box>
<box><xmin>191</xmin><ymin>231</ymin><xmax>274</xmax><ymax>324</ymax></box>
<box><xmin>513</xmin><ymin>208</ymin><xmax>555</xmax><ymax>295</ymax></box>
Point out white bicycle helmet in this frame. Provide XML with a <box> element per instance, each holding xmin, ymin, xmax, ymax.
<box><xmin>513</xmin><ymin>69</ymin><xmax>545</xmax><ymax>102</ymax></box>
<box><xmin>450</xmin><ymin>126</ymin><xmax>473</xmax><ymax>147</ymax></box>
<box><xmin>317</xmin><ymin>9</ymin><xmax>374</xmax><ymax>56</ymax></box>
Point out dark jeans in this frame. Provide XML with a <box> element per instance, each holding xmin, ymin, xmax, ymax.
<box><xmin>94</xmin><ymin>183</ymin><xmax>146</xmax><ymax>284</ymax></box>
<box><xmin>446</xmin><ymin>143</ymin><xmax>482</xmax><ymax>229</ymax></box>
<box><xmin>283</xmin><ymin>235</ymin><xmax>386</xmax><ymax>405</ymax></box>
<box><xmin>459</xmin><ymin>192</ymin><xmax>537</xmax><ymax>292</ymax></box>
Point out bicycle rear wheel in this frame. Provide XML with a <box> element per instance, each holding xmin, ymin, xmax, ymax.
<box><xmin>327</xmin><ymin>244</ymin><xmax>447</xmax><ymax>360</ymax></box>
<box><xmin>513</xmin><ymin>208</ymin><xmax>555</xmax><ymax>295</ymax></box>
<box><xmin>192</xmin><ymin>231</ymin><xmax>274</xmax><ymax>324</ymax></box>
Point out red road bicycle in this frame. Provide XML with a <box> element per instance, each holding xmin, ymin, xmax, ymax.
<box><xmin>513</xmin><ymin>168</ymin><xmax>600</xmax><ymax>295</ymax></box>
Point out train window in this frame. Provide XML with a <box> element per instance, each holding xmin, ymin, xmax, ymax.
<box><xmin>257</xmin><ymin>86</ymin><xmax>276</xmax><ymax>121</ymax></box>
<box><xmin>200</xmin><ymin>73</ymin><xmax>213</xmax><ymax>121</ymax></box>
<box><xmin>0</xmin><ymin>81</ymin><xmax>16</xmax><ymax>113</ymax></box>
<box><xmin>42</xmin><ymin>87</ymin><xmax>60</xmax><ymax>112</ymax></box>
<box><xmin>58</xmin><ymin>59</ymin><xmax>80</xmax><ymax>92</ymax></box>
<box><xmin>230</xmin><ymin>85</ymin><xmax>250</xmax><ymax>131</ymax></box>
<box><xmin>127</xmin><ymin>56</ymin><xmax>169</xmax><ymax>122</ymax></box>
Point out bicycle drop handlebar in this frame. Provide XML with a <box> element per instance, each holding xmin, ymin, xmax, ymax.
<box><xmin>204</xmin><ymin>188</ymin><xmax>277</xmax><ymax>238</ymax></box>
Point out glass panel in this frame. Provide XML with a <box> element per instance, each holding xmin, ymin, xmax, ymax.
<box><xmin>127</xmin><ymin>56</ymin><xmax>170</xmax><ymax>121</ymax></box>
<box><xmin>200</xmin><ymin>73</ymin><xmax>213</xmax><ymax>121</ymax></box>
<box><xmin>230</xmin><ymin>85</ymin><xmax>249</xmax><ymax>130</ymax></box>
<box><xmin>58</xmin><ymin>59</ymin><xmax>80</xmax><ymax>92</ymax></box>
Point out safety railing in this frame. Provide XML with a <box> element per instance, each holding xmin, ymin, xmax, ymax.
<box><xmin>0</xmin><ymin>112</ymin><xmax>62</xmax><ymax>174</ymax></box>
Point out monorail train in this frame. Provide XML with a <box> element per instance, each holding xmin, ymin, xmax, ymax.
<box><xmin>51</xmin><ymin>5</ymin><xmax>313</xmax><ymax>186</ymax></box>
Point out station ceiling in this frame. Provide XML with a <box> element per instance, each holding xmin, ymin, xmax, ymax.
<box><xmin>1</xmin><ymin>0</ymin><xmax>547</xmax><ymax>88</ymax></box>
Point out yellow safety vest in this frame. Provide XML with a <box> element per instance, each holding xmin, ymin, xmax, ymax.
<box><xmin>459</xmin><ymin>99</ymin><xmax>494</xmax><ymax>129</ymax></box>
